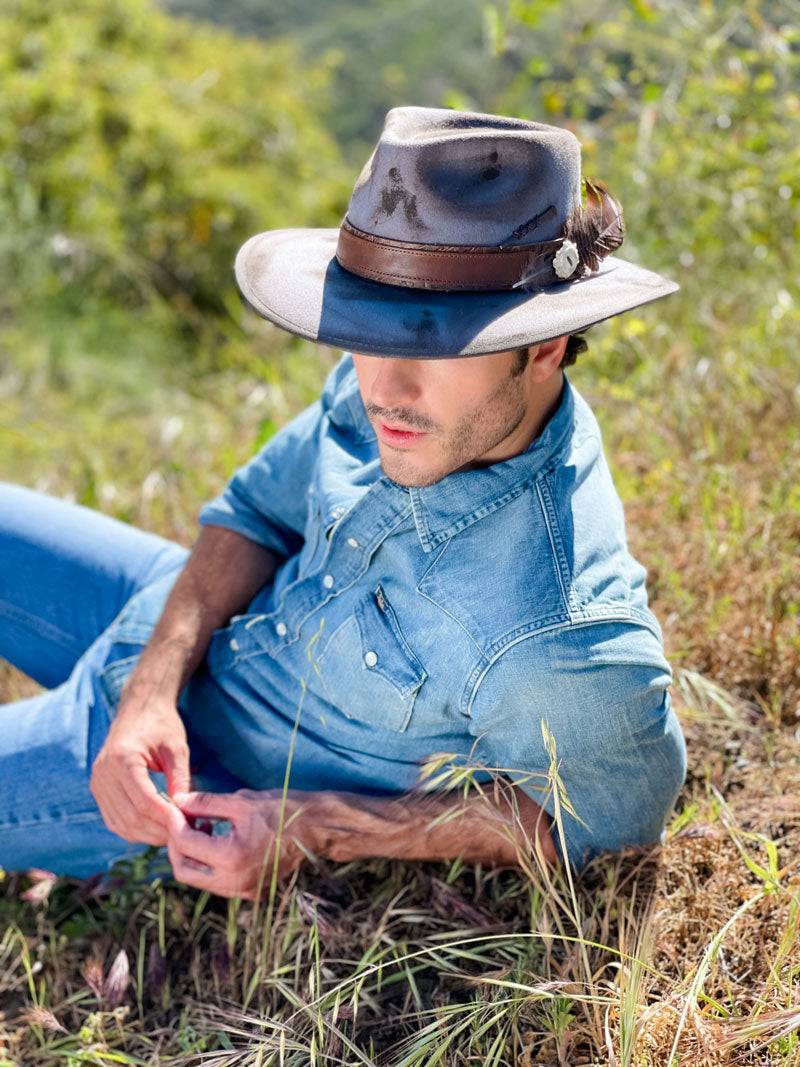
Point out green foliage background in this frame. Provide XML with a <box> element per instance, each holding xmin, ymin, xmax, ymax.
<box><xmin>0</xmin><ymin>0</ymin><xmax>347</xmax><ymax>380</ymax></box>
<box><xmin>164</xmin><ymin>0</ymin><xmax>497</xmax><ymax>155</ymax></box>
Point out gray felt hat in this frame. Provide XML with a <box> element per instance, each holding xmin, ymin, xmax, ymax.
<box><xmin>235</xmin><ymin>106</ymin><xmax>678</xmax><ymax>358</ymax></box>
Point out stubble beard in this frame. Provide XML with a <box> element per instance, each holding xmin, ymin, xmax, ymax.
<box><xmin>375</xmin><ymin>372</ymin><xmax>529</xmax><ymax>488</ymax></box>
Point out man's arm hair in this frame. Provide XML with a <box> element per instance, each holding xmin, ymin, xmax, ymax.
<box><xmin>166</xmin><ymin>778</ymin><xmax>558</xmax><ymax>898</ymax></box>
<box><xmin>314</xmin><ymin>783</ymin><xmax>558</xmax><ymax>869</ymax></box>
<box><xmin>123</xmin><ymin>524</ymin><xmax>282</xmax><ymax>706</ymax></box>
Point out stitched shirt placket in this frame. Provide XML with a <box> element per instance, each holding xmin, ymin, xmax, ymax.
<box><xmin>260</xmin><ymin>479</ymin><xmax>413</xmax><ymax>653</ymax></box>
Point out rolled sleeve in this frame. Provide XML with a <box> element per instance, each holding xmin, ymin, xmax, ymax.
<box><xmin>467</xmin><ymin>620</ymin><xmax>686</xmax><ymax>870</ymax></box>
<box><xmin>199</xmin><ymin>400</ymin><xmax>323</xmax><ymax>558</ymax></box>
<box><xmin>199</xmin><ymin>356</ymin><xmax>367</xmax><ymax>556</ymax></box>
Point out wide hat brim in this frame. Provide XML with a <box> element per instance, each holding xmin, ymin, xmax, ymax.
<box><xmin>235</xmin><ymin>228</ymin><xmax>679</xmax><ymax>358</ymax></box>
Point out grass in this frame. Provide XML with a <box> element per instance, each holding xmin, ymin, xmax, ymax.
<box><xmin>1</xmin><ymin>707</ymin><xmax>798</xmax><ymax>1065</ymax></box>
<box><xmin>1</xmin><ymin>307</ymin><xmax>799</xmax><ymax>1064</ymax></box>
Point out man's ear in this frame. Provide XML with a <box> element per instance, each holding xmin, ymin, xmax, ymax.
<box><xmin>527</xmin><ymin>336</ymin><xmax>569</xmax><ymax>382</ymax></box>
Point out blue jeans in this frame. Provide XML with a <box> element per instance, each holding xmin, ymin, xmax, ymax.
<box><xmin>0</xmin><ymin>483</ymin><xmax>241</xmax><ymax>877</ymax></box>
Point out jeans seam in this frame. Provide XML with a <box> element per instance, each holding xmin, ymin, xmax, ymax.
<box><xmin>1</xmin><ymin>810</ymin><xmax>108</xmax><ymax>830</ymax></box>
<box><xmin>0</xmin><ymin>597</ymin><xmax>84</xmax><ymax>656</ymax></box>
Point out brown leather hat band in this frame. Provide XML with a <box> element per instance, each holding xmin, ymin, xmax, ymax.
<box><xmin>336</xmin><ymin>218</ymin><xmax>562</xmax><ymax>291</ymax></box>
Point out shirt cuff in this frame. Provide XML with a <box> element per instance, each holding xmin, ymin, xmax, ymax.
<box><xmin>198</xmin><ymin>489</ymin><xmax>301</xmax><ymax>560</ymax></box>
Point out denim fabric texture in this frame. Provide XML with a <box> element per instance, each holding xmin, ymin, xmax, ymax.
<box><xmin>0</xmin><ymin>354</ymin><xmax>686</xmax><ymax>875</ymax></box>
<box><xmin>0</xmin><ymin>488</ymin><xmax>189</xmax><ymax>876</ymax></box>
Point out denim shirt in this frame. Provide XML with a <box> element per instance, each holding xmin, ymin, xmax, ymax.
<box><xmin>140</xmin><ymin>353</ymin><xmax>682</xmax><ymax>866</ymax></box>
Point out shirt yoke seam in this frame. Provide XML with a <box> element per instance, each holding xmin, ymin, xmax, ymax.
<box><xmin>535</xmin><ymin>477</ymin><xmax>579</xmax><ymax>616</ymax></box>
<box><xmin>463</xmin><ymin>610</ymin><xmax>660</xmax><ymax>716</ymax></box>
<box><xmin>416</xmin><ymin>540</ymin><xmax>488</xmax><ymax>659</ymax></box>
<box><xmin>417</xmin><ymin>587</ymin><xmax>489</xmax><ymax>660</ymax></box>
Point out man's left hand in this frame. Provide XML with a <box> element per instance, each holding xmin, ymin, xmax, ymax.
<box><xmin>166</xmin><ymin>789</ymin><xmax>316</xmax><ymax>899</ymax></box>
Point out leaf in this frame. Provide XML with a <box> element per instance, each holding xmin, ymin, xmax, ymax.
<box><xmin>21</xmin><ymin>868</ymin><xmax>58</xmax><ymax>906</ymax></box>
<box><xmin>84</xmin><ymin>956</ymin><xmax>104</xmax><ymax>999</ymax></box>
<box><xmin>215</xmin><ymin>941</ymin><xmax>231</xmax><ymax>981</ymax></box>
<box><xmin>146</xmin><ymin>942</ymin><xmax>167</xmax><ymax>1000</ymax></box>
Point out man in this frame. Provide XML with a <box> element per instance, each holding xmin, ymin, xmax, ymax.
<box><xmin>0</xmin><ymin>107</ymin><xmax>686</xmax><ymax>897</ymax></box>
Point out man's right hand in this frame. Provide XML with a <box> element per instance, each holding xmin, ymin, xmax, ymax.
<box><xmin>90</xmin><ymin>693</ymin><xmax>192</xmax><ymax>846</ymax></box>
<box><xmin>88</xmin><ymin>525</ymin><xmax>282</xmax><ymax>847</ymax></box>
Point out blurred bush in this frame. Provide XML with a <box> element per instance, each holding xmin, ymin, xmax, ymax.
<box><xmin>0</xmin><ymin>0</ymin><xmax>349</xmax><ymax>376</ymax></box>
<box><xmin>165</xmin><ymin>0</ymin><xmax>497</xmax><ymax>159</ymax></box>
<box><xmin>489</xmin><ymin>0</ymin><xmax>799</xmax><ymax>395</ymax></box>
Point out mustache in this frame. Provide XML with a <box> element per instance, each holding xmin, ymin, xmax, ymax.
<box><xmin>365</xmin><ymin>403</ymin><xmax>438</xmax><ymax>433</ymax></box>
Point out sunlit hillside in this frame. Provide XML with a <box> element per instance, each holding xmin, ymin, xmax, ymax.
<box><xmin>1</xmin><ymin>1</ymin><xmax>799</xmax><ymax>1063</ymax></box>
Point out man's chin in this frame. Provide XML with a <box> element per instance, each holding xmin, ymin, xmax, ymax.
<box><xmin>379</xmin><ymin>454</ymin><xmax>446</xmax><ymax>489</ymax></box>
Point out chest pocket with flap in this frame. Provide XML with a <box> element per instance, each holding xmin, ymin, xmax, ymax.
<box><xmin>316</xmin><ymin>586</ymin><xmax>426</xmax><ymax>732</ymax></box>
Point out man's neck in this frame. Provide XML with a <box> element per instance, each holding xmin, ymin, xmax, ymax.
<box><xmin>473</xmin><ymin>369</ymin><xmax>565</xmax><ymax>470</ymax></box>
<box><xmin>523</xmin><ymin>370</ymin><xmax>566</xmax><ymax>450</ymax></box>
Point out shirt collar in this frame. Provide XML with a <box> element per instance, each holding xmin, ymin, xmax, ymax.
<box><xmin>402</xmin><ymin>378</ymin><xmax>576</xmax><ymax>552</ymax></box>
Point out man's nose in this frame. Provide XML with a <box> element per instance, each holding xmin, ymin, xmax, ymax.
<box><xmin>368</xmin><ymin>357</ymin><xmax>423</xmax><ymax>410</ymax></box>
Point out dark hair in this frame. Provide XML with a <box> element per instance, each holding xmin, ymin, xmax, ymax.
<box><xmin>512</xmin><ymin>332</ymin><xmax>588</xmax><ymax>376</ymax></box>
<box><xmin>561</xmin><ymin>332</ymin><xmax>588</xmax><ymax>368</ymax></box>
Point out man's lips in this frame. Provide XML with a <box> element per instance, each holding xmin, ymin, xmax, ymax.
<box><xmin>377</xmin><ymin>421</ymin><xmax>429</xmax><ymax>447</ymax></box>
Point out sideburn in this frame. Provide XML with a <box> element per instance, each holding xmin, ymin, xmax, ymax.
<box><xmin>510</xmin><ymin>348</ymin><xmax>530</xmax><ymax>378</ymax></box>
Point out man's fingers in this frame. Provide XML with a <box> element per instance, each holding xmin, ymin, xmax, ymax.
<box><xmin>169</xmin><ymin>815</ymin><xmax>241</xmax><ymax>868</ymax></box>
<box><xmin>94</xmin><ymin>747</ymin><xmax>169</xmax><ymax>814</ymax></box>
<box><xmin>97</xmin><ymin>757</ymin><xmax>172</xmax><ymax>842</ymax></box>
<box><xmin>169</xmin><ymin>852</ymin><xmax>251</xmax><ymax>898</ymax></box>
<box><xmin>157</xmin><ymin>741</ymin><xmax>192</xmax><ymax>798</ymax></box>
<box><xmin>166</xmin><ymin>807</ymin><xmax>252</xmax><ymax>898</ymax></box>
<box><xmin>98</xmin><ymin>786</ymin><xmax>168</xmax><ymax>845</ymax></box>
<box><xmin>123</xmin><ymin>759</ymin><xmax>172</xmax><ymax>821</ymax></box>
<box><xmin>181</xmin><ymin>857</ymin><xmax>216</xmax><ymax>877</ymax></box>
<box><xmin>105</xmin><ymin>803</ymin><xmax>168</xmax><ymax>845</ymax></box>
<box><xmin>172</xmin><ymin>789</ymin><xmax>243</xmax><ymax>820</ymax></box>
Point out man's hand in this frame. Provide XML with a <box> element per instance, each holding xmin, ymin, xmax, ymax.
<box><xmin>89</xmin><ymin>526</ymin><xmax>282</xmax><ymax>847</ymax></box>
<box><xmin>90</xmin><ymin>692</ymin><xmax>191</xmax><ymax>847</ymax></box>
<box><xmin>166</xmin><ymin>789</ymin><xmax>315</xmax><ymax>899</ymax></box>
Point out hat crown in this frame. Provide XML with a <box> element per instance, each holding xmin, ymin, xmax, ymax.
<box><xmin>347</xmin><ymin>106</ymin><xmax>583</xmax><ymax>247</ymax></box>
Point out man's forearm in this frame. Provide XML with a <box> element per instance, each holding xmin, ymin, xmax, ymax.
<box><xmin>308</xmin><ymin>785</ymin><xmax>557</xmax><ymax>869</ymax></box>
<box><xmin>121</xmin><ymin>525</ymin><xmax>282</xmax><ymax>706</ymax></box>
<box><xmin>165</xmin><ymin>783</ymin><xmax>558</xmax><ymax>898</ymax></box>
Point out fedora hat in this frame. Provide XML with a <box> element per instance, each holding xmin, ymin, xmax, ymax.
<box><xmin>235</xmin><ymin>106</ymin><xmax>678</xmax><ymax>358</ymax></box>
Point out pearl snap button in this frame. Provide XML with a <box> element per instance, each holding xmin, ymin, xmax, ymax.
<box><xmin>347</xmin><ymin>537</ymin><xmax>359</xmax><ymax>548</ymax></box>
<box><xmin>276</xmin><ymin>622</ymin><xmax>287</xmax><ymax>636</ymax></box>
<box><xmin>332</xmin><ymin>506</ymin><xmax>345</xmax><ymax>519</ymax></box>
<box><xmin>230</xmin><ymin>638</ymin><xmax>240</xmax><ymax>651</ymax></box>
<box><xmin>364</xmin><ymin>651</ymin><xmax>378</xmax><ymax>667</ymax></box>
<box><xmin>323</xmin><ymin>574</ymin><xmax>334</xmax><ymax>589</ymax></box>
